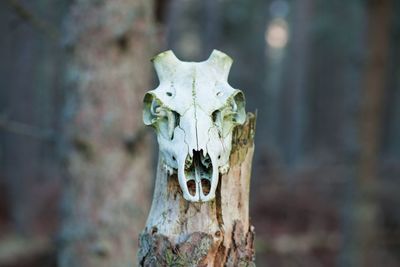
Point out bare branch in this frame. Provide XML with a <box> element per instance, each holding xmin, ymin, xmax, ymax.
<box><xmin>6</xmin><ymin>0</ymin><xmax>59</xmax><ymax>40</ymax></box>
<box><xmin>0</xmin><ymin>113</ymin><xmax>54</xmax><ymax>140</ymax></box>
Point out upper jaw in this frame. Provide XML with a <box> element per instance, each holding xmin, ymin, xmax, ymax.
<box><xmin>172</xmin><ymin>149</ymin><xmax>219</xmax><ymax>202</ymax></box>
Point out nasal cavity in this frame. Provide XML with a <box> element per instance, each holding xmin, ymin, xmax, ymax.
<box><xmin>201</xmin><ymin>179</ymin><xmax>211</xmax><ymax>195</ymax></box>
<box><xmin>187</xmin><ymin>180</ymin><xmax>196</xmax><ymax>196</ymax></box>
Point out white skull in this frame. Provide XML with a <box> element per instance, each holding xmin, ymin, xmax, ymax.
<box><xmin>143</xmin><ymin>50</ymin><xmax>246</xmax><ymax>202</ymax></box>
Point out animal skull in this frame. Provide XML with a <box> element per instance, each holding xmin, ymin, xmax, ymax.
<box><xmin>143</xmin><ymin>50</ymin><xmax>246</xmax><ymax>202</ymax></box>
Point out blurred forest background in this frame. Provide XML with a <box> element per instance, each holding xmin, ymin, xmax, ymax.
<box><xmin>0</xmin><ymin>0</ymin><xmax>400</xmax><ymax>266</ymax></box>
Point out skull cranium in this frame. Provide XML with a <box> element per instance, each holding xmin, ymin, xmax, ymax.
<box><xmin>143</xmin><ymin>50</ymin><xmax>246</xmax><ymax>202</ymax></box>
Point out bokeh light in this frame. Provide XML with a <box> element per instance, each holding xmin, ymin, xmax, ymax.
<box><xmin>265</xmin><ymin>18</ymin><xmax>289</xmax><ymax>49</ymax></box>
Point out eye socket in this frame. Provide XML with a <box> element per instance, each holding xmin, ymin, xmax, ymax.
<box><xmin>143</xmin><ymin>92</ymin><xmax>181</xmax><ymax>140</ymax></box>
<box><xmin>212</xmin><ymin>109</ymin><xmax>220</xmax><ymax>124</ymax></box>
<box><xmin>211</xmin><ymin>90</ymin><xmax>246</xmax><ymax>137</ymax></box>
<box><xmin>231</xmin><ymin>90</ymin><xmax>246</xmax><ymax>125</ymax></box>
<box><xmin>173</xmin><ymin>111</ymin><xmax>180</xmax><ymax>128</ymax></box>
<box><xmin>143</xmin><ymin>92</ymin><xmax>160</xmax><ymax>126</ymax></box>
<box><xmin>171</xmin><ymin>110</ymin><xmax>180</xmax><ymax>135</ymax></box>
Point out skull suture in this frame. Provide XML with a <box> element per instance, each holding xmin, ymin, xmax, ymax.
<box><xmin>143</xmin><ymin>50</ymin><xmax>246</xmax><ymax>202</ymax></box>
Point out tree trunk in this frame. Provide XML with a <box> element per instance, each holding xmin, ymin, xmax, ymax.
<box><xmin>278</xmin><ymin>0</ymin><xmax>313</xmax><ymax>165</ymax></box>
<box><xmin>138</xmin><ymin>113</ymin><xmax>256</xmax><ymax>267</ymax></box>
<box><xmin>355</xmin><ymin>0</ymin><xmax>392</xmax><ymax>266</ymax></box>
<box><xmin>59</xmin><ymin>0</ymin><xmax>155</xmax><ymax>266</ymax></box>
<box><xmin>0</xmin><ymin>0</ymin><xmax>66</xmax><ymax>236</ymax></box>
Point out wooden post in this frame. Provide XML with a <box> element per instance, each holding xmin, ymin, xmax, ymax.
<box><xmin>138</xmin><ymin>113</ymin><xmax>256</xmax><ymax>266</ymax></box>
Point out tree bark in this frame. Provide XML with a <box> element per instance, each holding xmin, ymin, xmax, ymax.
<box><xmin>0</xmin><ymin>0</ymin><xmax>66</xmax><ymax>236</ymax></box>
<box><xmin>59</xmin><ymin>0</ymin><xmax>155</xmax><ymax>266</ymax></box>
<box><xmin>355</xmin><ymin>0</ymin><xmax>392</xmax><ymax>266</ymax></box>
<box><xmin>138</xmin><ymin>113</ymin><xmax>256</xmax><ymax>267</ymax></box>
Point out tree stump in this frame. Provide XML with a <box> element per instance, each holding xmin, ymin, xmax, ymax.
<box><xmin>138</xmin><ymin>113</ymin><xmax>256</xmax><ymax>266</ymax></box>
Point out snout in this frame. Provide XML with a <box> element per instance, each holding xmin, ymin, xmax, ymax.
<box><xmin>178</xmin><ymin>149</ymin><xmax>219</xmax><ymax>202</ymax></box>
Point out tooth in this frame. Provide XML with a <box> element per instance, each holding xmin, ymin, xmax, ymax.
<box><xmin>219</xmin><ymin>164</ymin><xmax>229</xmax><ymax>174</ymax></box>
<box><xmin>163</xmin><ymin>163</ymin><xmax>175</xmax><ymax>176</ymax></box>
<box><xmin>185</xmin><ymin>154</ymin><xmax>192</xmax><ymax>170</ymax></box>
<box><xmin>185</xmin><ymin>161</ymin><xmax>191</xmax><ymax>169</ymax></box>
<box><xmin>205</xmin><ymin>156</ymin><xmax>212</xmax><ymax>168</ymax></box>
<box><xmin>203</xmin><ymin>148</ymin><xmax>207</xmax><ymax>157</ymax></box>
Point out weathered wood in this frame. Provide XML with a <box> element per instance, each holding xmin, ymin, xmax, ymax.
<box><xmin>138</xmin><ymin>113</ymin><xmax>256</xmax><ymax>267</ymax></box>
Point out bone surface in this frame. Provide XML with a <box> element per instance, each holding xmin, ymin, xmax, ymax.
<box><xmin>143</xmin><ymin>50</ymin><xmax>246</xmax><ymax>202</ymax></box>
